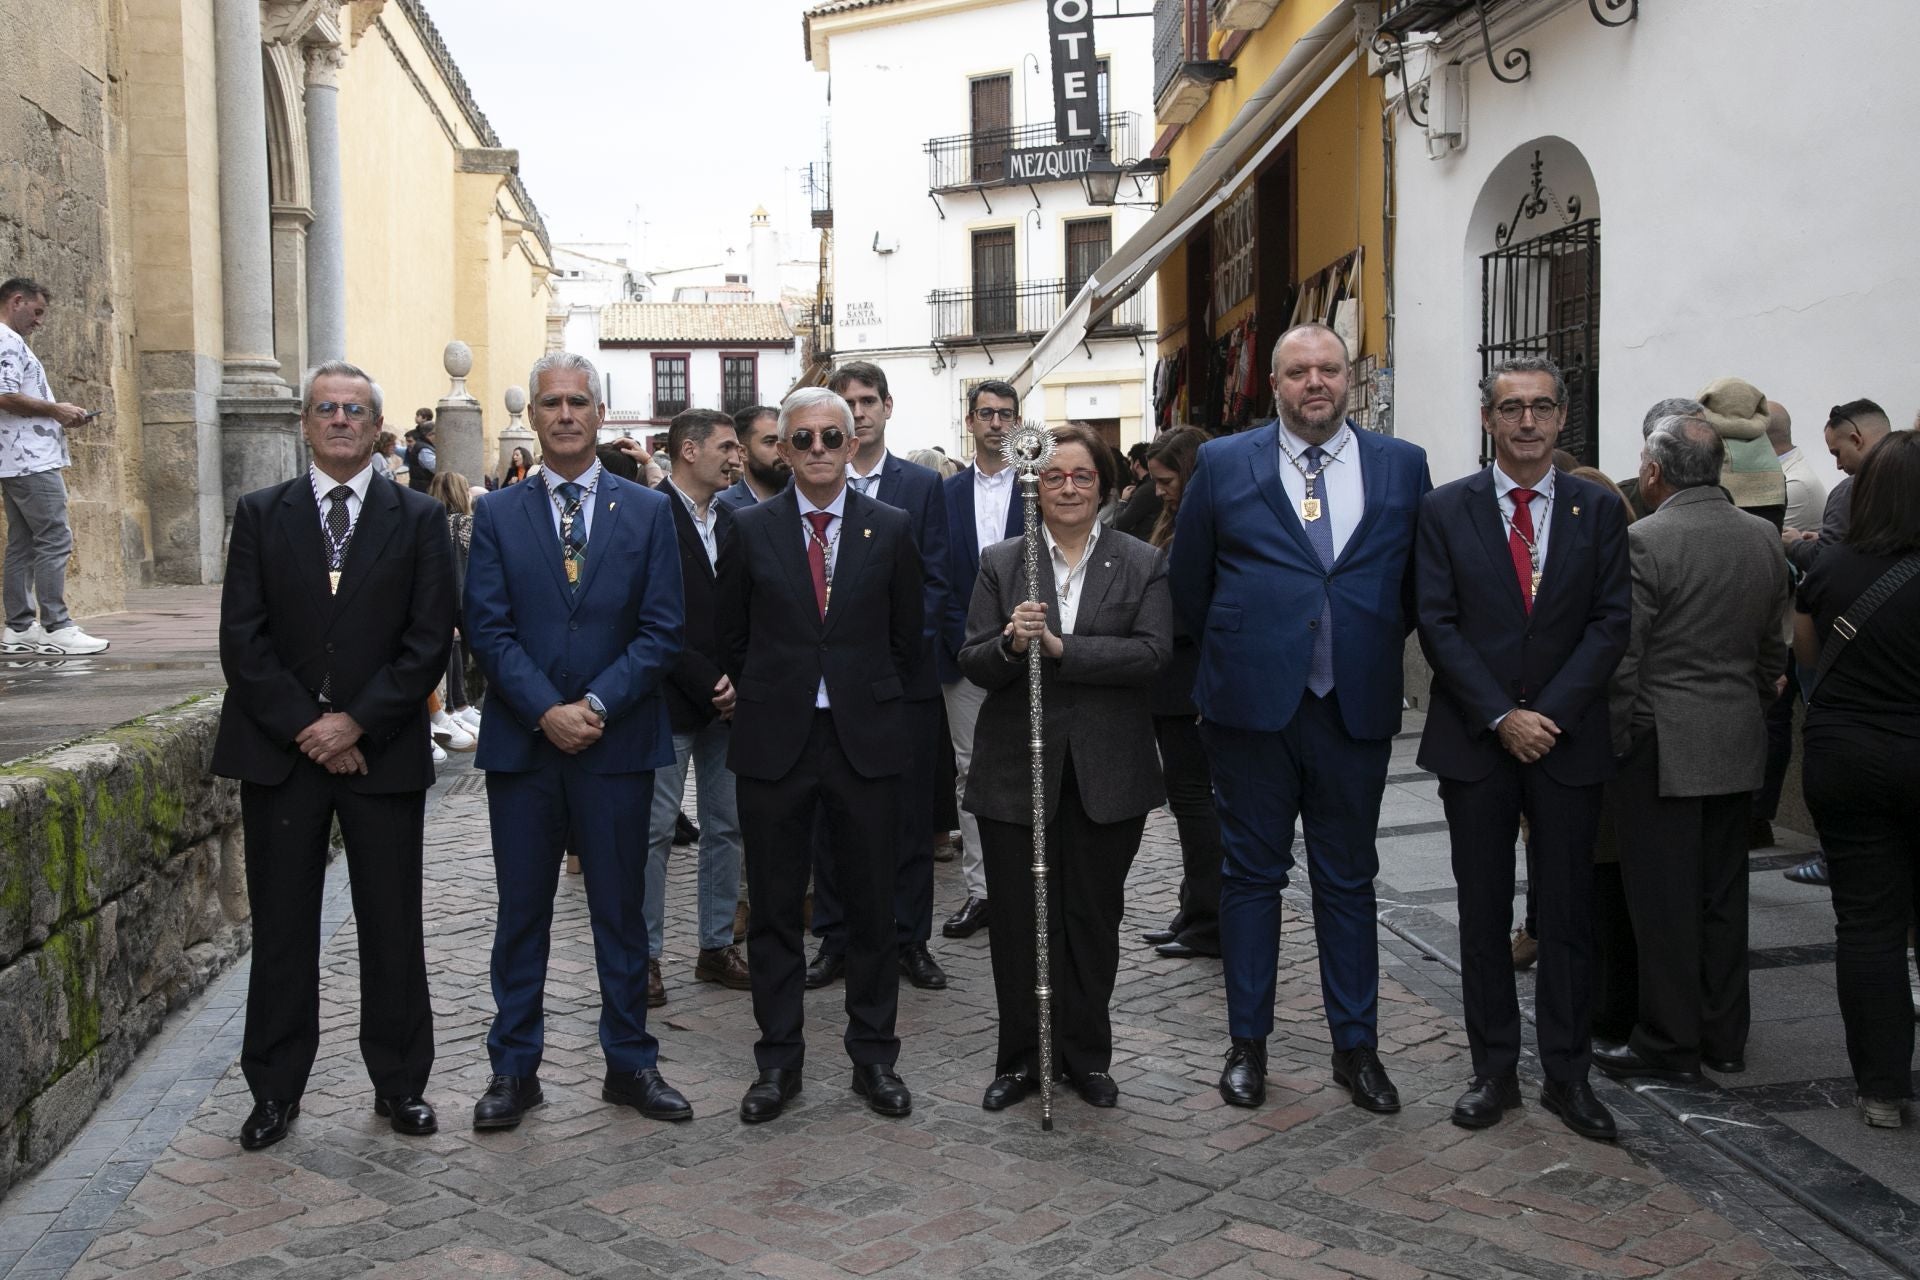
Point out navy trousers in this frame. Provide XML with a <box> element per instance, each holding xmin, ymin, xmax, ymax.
<box><xmin>484</xmin><ymin>761</ymin><xmax>658</xmax><ymax>1077</ymax></box>
<box><xmin>1204</xmin><ymin>691</ymin><xmax>1390</xmax><ymax>1050</ymax></box>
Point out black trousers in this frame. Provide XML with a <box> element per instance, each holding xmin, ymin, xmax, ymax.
<box><xmin>1610</xmin><ymin>731</ymin><xmax>1751</xmax><ymax>1070</ymax></box>
<box><xmin>1755</xmin><ymin>663</ymin><xmax>1800</xmax><ymax>825</ymax></box>
<box><xmin>240</xmin><ymin>764</ymin><xmax>432</xmax><ymax>1102</ymax></box>
<box><xmin>738</xmin><ymin>711</ymin><xmax>899</xmax><ymax>1072</ymax></box>
<box><xmin>812</xmin><ymin>696</ymin><xmax>941</xmax><ymax>950</ymax></box>
<box><xmin>1439</xmin><ymin>761</ymin><xmax>1602</xmax><ymax>1085</ymax></box>
<box><xmin>1803</xmin><ymin>716</ymin><xmax>1920</xmax><ymax>1100</ymax></box>
<box><xmin>977</xmin><ymin>756</ymin><xmax>1146</xmax><ymax>1081</ymax></box>
<box><xmin>1590</xmin><ymin>857</ymin><xmax>1639</xmax><ymax>1044</ymax></box>
<box><xmin>1153</xmin><ymin>713</ymin><xmax>1221</xmax><ymax>948</ymax></box>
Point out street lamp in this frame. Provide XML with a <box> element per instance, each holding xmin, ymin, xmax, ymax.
<box><xmin>1082</xmin><ymin>138</ymin><xmax>1124</xmax><ymax>207</ymax></box>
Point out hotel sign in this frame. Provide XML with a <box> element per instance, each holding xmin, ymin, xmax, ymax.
<box><xmin>1007</xmin><ymin>142</ymin><xmax>1097</xmax><ymax>182</ymax></box>
<box><xmin>1047</xmin><ymin>0</ymin><xmax>1099</xmax><ymax>143</ymax></box>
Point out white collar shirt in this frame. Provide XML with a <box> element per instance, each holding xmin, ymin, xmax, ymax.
<box><xmin>308</xmin><ymin>461</ymin><xmax>376</xmax><ymax>540</ymax></box>
<box><xmin>1491</xmin><ymin>463</ymin><xmax>1555</xmax><ymax>577</ymax></box>
<box><xmin>797</xmin><ymin>484</ymin><xmax>848</xmax><ymax>708</ymax></box>
<box><xmin>1275</xmin><ymin>420</ymin><xmax>1364</xmax><ymax>559</ymax></box>
<box><xmin>1044</xmin><ymin>520</ymin><xmax>1103</xmax><ymax>636</ymax></box>
<box><xmin>847</xmin><ymin>455</ymin><xmax>885</xmax><ymax>502</ymax></box>
<box><xmin>668</xmin><ymin>479</ymin><xmax>720</xmax><ymax>569</ymax></box>
<box><xmin>0</xmin><ymin>320</ymin><xmax>66</xmax><ymax>477</ymax></box>
<box><xmin>542</xmin><ymin>458</ymin><xmax>604</xmax><ymax>542</ymax></box>
<box><xmin>973</xmin><ymin>464</ymin><xmax>1016</xmax><ymax>552</ymax></box>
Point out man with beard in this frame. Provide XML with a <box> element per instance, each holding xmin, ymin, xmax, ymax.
<box><xmin>719</xmin><ymin>405</ymin><xmax>790</xmax><ymax>510</ymax></box>
<box><xmin>1169</xmin><ymin>323</ymin><xmax>1432</xmax><ymax>1116</ymax></box>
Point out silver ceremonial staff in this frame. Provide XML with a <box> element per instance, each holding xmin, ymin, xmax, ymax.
<box><xmin>1002</xmin><ymin>422</ymin><xmax>1056</xmax><ymax>1132</ymax></box>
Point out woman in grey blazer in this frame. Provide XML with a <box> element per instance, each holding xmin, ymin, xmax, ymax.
<box><xmin>958</xmin><ymin>424</ymin><xmax>1173</xmax><ymax>1111</ymax></box>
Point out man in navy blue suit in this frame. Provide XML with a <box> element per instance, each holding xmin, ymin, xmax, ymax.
<box><xmin>463</xmin><ymin>352</ymin><xmax>689</xmax><ymax>1130</ymax></box>
<box><xmin>1415</xmin><ymin>355</ymin><xmax>1629</xmax><ymax>1141</ymax></box>
<box><xmin>935</xmin><ymin>379</ymin><xmax>1025</xmax><ymax>940</ymax></box>
<box><xmin>1170</xmin><ymin>323</ymin><xmax>1431</xmax><ymax>1114</ymax></box>
<box><xmin>805</xmin><ymin>361</ymin><xmax>953</xmax><ymax>992</ymax></box>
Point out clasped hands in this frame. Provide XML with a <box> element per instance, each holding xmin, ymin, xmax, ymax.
<box><xmin>540</xmin><ymin>699</ymin><xmax>605</xmax><ymax>754</ymax></box>
<box><xmin>1003</xmin><ymin>601</ymin><xmax>1063</xmax><ymax>659</ymax></box>
<box><xmin>1497</xmin><ymin>708</ymin><xmax>1561</xmax><ymax>764</ymax></box>
<box><xmin>298</xmin><ymin>711</ymin><xmax>367</xmax><ymax>775</ymax></box>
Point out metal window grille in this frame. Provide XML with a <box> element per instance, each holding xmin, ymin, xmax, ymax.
<box><xmin>930</xmin><ymin>279</ymin><xmax>1146</xmax><ymax>344</ymax></box>
<box><xmin>1479</xmin><ymin>218</ymin><xmax>1600</xmax><ymax>466</ymax></box>
<box><xmin>1153</xmin><ymin>0</ymin><xmax>1185</xmax><ymax>102</ymax></box>
<box><xmin>653</xmin><ymin>356</ymin><xmax>689</xmax><ymax>418</ymax></box>
<box><xmin>971</xmin><ymin>228</ymin><xmax>1017</xmax><ymax>334</ymax></box>
<box><xmin>722</xmin><ymin>357</ymin><xmax>758</xmax><ymax>415</ymax></box>
<box><xmin>927</xmin><ymin>113</ymin><xmax>1139</xmax><ymax>193</ymax></box>
<box><xmin>970</xmin><ymin>75</ymin><xmax>1012</xmax><ymax>184</ymax></box>
<box><xmin>1064</xmin><ymin>217</ymin><xmax>1112</xmax><ymax>300</ymax></box>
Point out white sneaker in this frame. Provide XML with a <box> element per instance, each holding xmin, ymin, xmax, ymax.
<box><xmin>429</xmin><ymin>708</ymin><xmax>461</xmax><ymax>744</ymax></box>
<box><xmin>1859</xmin><ymin>1096</ymin><xmax>1908</xmax><ymax>1129</ymax></box>
<box><xmin>1</xmin><ymin>624</ymin><xmax>46</xmax><ymax>653</ymax></box>
<box><xmin>39</xmin><ymin>625</ymin><xmax>109</xmax><ymax>655</ymax></box>
<box><xmin>430</xmin><ymin>740</ymin><xmax>448</xmax><ymax>765</ymax></box>
<box><xmin>443</xmin><ymin>720</ymin><xmax>477</xmax><ymax>751</ymax></box>
<box><xmin>453</xmin><ymin>706</ymin><xmax>482</xmax><ymax>732</ymax></box>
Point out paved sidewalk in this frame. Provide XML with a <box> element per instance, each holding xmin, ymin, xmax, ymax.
<box><xmin>3</xmin><ymin>756</ymin><xmax>1887</xmax><ymax>1280</ymax></box>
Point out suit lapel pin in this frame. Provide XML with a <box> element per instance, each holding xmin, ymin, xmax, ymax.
<box><xmin>1571</xmin><ymin>505</ymin><xmax>1581</xmax><ymax>516</ymax></box>
<box><xmin>609</xmin><ymin>501</ymin><xmax>617</xmax><ymax>510</ymax></box>
<box><xmin>863</xmin><ymin>528</ymin><xmax>872</xmax><ymax>538</ymax></box>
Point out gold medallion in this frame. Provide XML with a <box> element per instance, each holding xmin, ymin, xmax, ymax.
<box><xmin>565</xmin><ymin>559</ymin><xmax>580</xmax><ymax>584</ymax></box>
<box><xmin>1301</xmin><ymin>497</ymin><xmax>1323</xmax><ymax>523</ymax></box>
<box><xmin>328</xmin><ymin>569</ymin><xmax>341</xmax><ymax>595</ymax></box>
<box><xmin>1530</xmin><ymin>570</ymin><xmax>1543</xmax><ymax>598</ymax></box>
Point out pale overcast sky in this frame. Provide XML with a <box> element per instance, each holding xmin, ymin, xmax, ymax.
<box><xmin>428</xmin><ymin>0</ymin><xmax>830</xmax><ymax>270</ymax></box>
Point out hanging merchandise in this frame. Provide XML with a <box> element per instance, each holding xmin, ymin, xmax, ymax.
<box><xmin>1289</xmin><ymin>247</ymin><xmax>1365</xmax><ymax>357</ymax></box>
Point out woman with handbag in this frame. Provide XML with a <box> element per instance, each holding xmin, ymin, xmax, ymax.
<box><xmin>1793</xmin><ymin>429</ymin><xmax>1920</xmax><ymax>1130</ymax></box>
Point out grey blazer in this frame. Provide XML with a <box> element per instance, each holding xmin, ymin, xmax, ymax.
<box><xmin>958</xmin><ymin>528</ymin><xmax>1172</xmax><ymax>826</ymax></box>
<box><xmin>1608</xmin><ymin>486</ymin><xmax>1789</xmax><ymax>796</ymax></box>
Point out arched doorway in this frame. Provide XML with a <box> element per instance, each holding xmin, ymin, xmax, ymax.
<box><xmin>1466</xmin><ymin>139</ymin><xmax>1601</xmax><ymax>464</ymax></box>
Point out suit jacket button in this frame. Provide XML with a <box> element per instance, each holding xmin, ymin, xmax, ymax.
<box><xmin>1307</xmin><ymin>620</ymin><xmax>1318</xmax><ymax>630</ymax></box>
<box><xmin>325</xmin><ymin>642</ymin><xmax>335</xmax><ymax>653</ymax></box>
<box><xmin>570</xmin><ymin>621</ymin><xmax>579</xmax><ymax>631</ymax></box>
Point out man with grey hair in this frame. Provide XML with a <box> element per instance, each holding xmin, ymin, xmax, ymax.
<box><xmin>1614</xmin><ymin>397</ymin><xmax>1705</xmax><ymax>521</ymax></box>
<box><xmin>212</xmin><ymin>359</ymin><xmax>456</xmax><ymax>1150</ymax></box>
<box><xmin>1597</xmin><ymin>415</ymin><xmax>1788</xmax><ymax>1086</ymax></box>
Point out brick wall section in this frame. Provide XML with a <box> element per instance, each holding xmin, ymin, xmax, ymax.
<box><xmin>0</xmin><ymin>696</ymin><xmax>247</xmax><ymax>1193</ymax></box>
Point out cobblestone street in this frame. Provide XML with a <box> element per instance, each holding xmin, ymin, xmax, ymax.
<box><xmin>6</xmin><ymin>747</ymin><xmax>1898</xmax><ymax>1280</ymax></box>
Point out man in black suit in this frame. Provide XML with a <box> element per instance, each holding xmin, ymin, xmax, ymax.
<box><xmin>212</xmin><ymin>359</ymin><xmax>455</xmax><ymax>1150</ymax></box>
<box><xmin>716</xmin><ymin>385</ymin><xmax>924</xmax><ymax>1123</ymax></box>
<box><xmin>805</xmin><ymin>361</ymin><xmax>952</xmax><ymax>992</ymax></box>
<box><xmin>717</xmin><ymin>404</ymin><xmax>788</xmax><ymax>512</ymax></box>
<box><xmin>1415</xmin><ymin>355</ymin><xmax>1630</xmax><ymax>1141</ymax></box>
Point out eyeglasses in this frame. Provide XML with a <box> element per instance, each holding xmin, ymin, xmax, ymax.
<box><xmin>971</xmin><ymin>407</ymin><xmax>1017</xmax><ymax>422</ymax></box>
<box><xmin>1039</xmin><ymin>468</ymin><xmax>1100</xmax><ymax>491</ymax></box>
<box><xmin>787</xmin><ymin>426</ymin><xmax>847</xmax><ymax>452</ymax></box>
<box><xmin>310</xmin><ymin>401</ymin><xmax>371</xmax><ymax>420</ymax></box>
<box><xmin>1491</xmin><ymin>398</ymin><xmax>1562</xmax><ymax>425</ymax></box>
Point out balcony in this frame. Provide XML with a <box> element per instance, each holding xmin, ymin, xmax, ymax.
<box><xmin>1210</xmin><ymin>0</ymin><xmax>1280</xmax><ymax>30</ymax></box>
<box><xmin>926</xmin><ymin>114</ymin><xmax>1139</xmax><ymax>193</ymax></box>
<box><xmin>1378</xmin><ymin>0</ymin><xmax>1475</xmax><ymax>35</ymax></box>
<box><xmin>1153</xmin><ymin>0</ymin><xmax>1235</xmax><ymax>128</ymax></box>
<box><xmin>806</xmin><ymin>160</ymin><xmax>832</xmax><ymax>229</ymax></box>
<box><xmin>930</xmin><ymin>279</ymin><xmax>1145</xmax><ymax>347</ymax></box>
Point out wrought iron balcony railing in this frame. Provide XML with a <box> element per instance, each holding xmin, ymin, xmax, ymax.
<box><xmin>806</xmin><ymin>160</ymin><xmax>832</xmax><ymax>229</ymax></box>
<box><xmin>925</xmin><ymin>113</ymin><xmax>1139</xmax><ymax>192</ymax></box>
<box><xmin>929</xmin><ymin>279</ymin><xmax>1145</xmax><ymax>345</ymax></box>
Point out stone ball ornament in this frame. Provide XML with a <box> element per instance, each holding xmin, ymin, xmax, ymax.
<box><xmin>503</xmin><ymin>385</ymin><xmax>527</xmax><ymax>416</ymax></box>
<box><xmin>443</xmin><ymin>341</ymin><xmax>474</xmax><ymax>378</ymax></box>
<box><xmin>1001</xmin><ymin>421</ymin><xmax>1056</xmax><ymax>475</ymax></box>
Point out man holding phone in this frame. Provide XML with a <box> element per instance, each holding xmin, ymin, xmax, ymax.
<box><xmin>0</xmin><ymin>277</ymin><xmax>109</xmax><ymax>656</ymax></box>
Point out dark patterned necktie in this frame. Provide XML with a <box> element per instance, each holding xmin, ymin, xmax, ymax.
<box><xmin>319</xmin><ymin>485</ymin><xmax>353</xmax><ymax>705</ymax></box>
<box><xmin>557</xmin><ymin>481</ymin><xmax>587</xmax><ymax>587</ymax></box>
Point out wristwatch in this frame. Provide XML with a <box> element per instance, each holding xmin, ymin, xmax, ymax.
<box><xmin>584</xmin><ymin>692</ymin><xmax>608</xmax><ymax>726</ymax></box>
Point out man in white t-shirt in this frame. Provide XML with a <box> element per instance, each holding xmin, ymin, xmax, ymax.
<box><xmin>0</xmin><ymin>278</ymin><xmax>108</xmax><ymax>655</ymax></box>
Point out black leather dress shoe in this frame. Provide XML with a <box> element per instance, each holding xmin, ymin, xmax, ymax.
<box><xmin>805</xmin><ymin>946</ymin><xmax>845</xmax><ymax>989</ymax></box>
<box><xmin>1071</xmin><ymin>1072</ymin><xmax>1119</xmax><ymax>1108</ymax></box>
<box><xmin>851</xmin><ymin>1064</ymin><xmax>912</xmax><ymax>1116</ymax></box>
<box><xmin>739</xmin><ymin>1068</ymin><xmax>802</xmax><ymax>1124</ymax></box>
<box><xmin>1218</xmin><ymin>1037</ymin><xmax>1267</xmax><ymax>1108</ymax></box>
<box><xmin>1591</xmin><ymin>1041</ymin><xmax>1703</xmax><ymax>1085</ymax></box>
<box><xmin>981</xmin><ymin>1071</ymin><xmax>1038</xmax><ymax>1111</ymax></box>
<box><xmin>1450</xmin><ymin>1075</ymin><xmax>1521</xmax><ymax>1129</ymax></box>
<box><xmin>239</xmin><ymin>1099</ymin><xmax>298</xmax><ymax>1150</ymax></box>
<box><xmin>942</xmin><ymin>897</ymin><xmax>990</xmax><ymax>939</ymax></box>
<box><xmin>1541</xmin><ymin>1078</ymin><xmax>1618</xmax><ymax>1141</ymax></box>
<box><xmin>375</xmin><ymin>1095</ymin><xmax>437</xmax><ymax>1136</ymax></box>
<box><xmin>1142</xmin><ymin>927</ymin><xmax>1179</xmax><ymax>945</ymax></box>
<box><xmin>604</xmin><ymin>1068</ymin><xmax>693</xmax><ymax>1122</ymax></box>
<box><xmin>472</xmin><ymin>1074</ymin><xmax>543</xmax><ymax>1130</ymax></box>
<box><xmin>674</xmin><ymin>812</ymin><xmax>700</xmax><ymax>846</ymax></box>
<box><xmin>1154</xmin><ymin>936</ymin><xmax>1222</xmax><ymax>959</ymax></box>
<box><xmin>1331</xmin><ymin>1045</ymin><xmax>1401</xmax><ymax>1113</ymax></box>
<box><xmin>1703</xmin><ymin>1055</ymin><xmax>1745</xmax><ymax>1074</ymax></box>
<box><xmin>899</xmin><ymin>942</ymin><xmax>949</xmax><ymax>990</ymax></box>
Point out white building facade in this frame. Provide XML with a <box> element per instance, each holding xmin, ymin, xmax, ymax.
<box><xmin>573</xmin><ymin>302</ymin><xmax>801</xmax><ymax>445</ymax></box>
<box><xmin>804</xmin><ymin>0</ymin><xmax>1159</xmax><ymax>456</ymax></box>
<box><xmin>1381</xmin><ymin>0</ymin><xmax>1920</xmax><ymax>490</ymax></box>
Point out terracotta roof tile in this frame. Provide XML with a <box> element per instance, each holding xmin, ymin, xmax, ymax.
<box><xmin>598</xmin><ymin>303</ymin><xmax>794</xmax><ymax>345</ymax></box>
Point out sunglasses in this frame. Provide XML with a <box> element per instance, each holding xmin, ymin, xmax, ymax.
<box><xmin>787</xmin><ymin>426</ymin><xmax>847</xmax><ymax>452</ymax></box>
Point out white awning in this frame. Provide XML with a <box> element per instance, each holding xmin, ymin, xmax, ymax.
<box><xmin>1013</xmin><ymin>3</ymin><xmax>1361</xmax><ymax>394</ymax></box>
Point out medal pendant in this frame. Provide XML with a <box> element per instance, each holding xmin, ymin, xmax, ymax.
<box><xmin>1301</xmin><ymin>497</ymin><xmax>1322</xmax><ymax>523</ymax></box>
<box><xmin>565</xmin><ymin>559</ymin><xmax>580</xmax><ymax>584</ymax></box>
<box><xmin>1530</xmin><ymin>571</ymin><xmax>1542</xmax><ymax>598</ymax></box>
<box><xmin>328</xmin><ymin>569</ymin><xmax>341</xmax><ymax>595</ymax></box>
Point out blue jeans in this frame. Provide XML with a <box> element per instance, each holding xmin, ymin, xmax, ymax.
<box><xmin>645</xmin><ymin>721</ymin><xmax>742</xmax><ymax>957</ymax></box>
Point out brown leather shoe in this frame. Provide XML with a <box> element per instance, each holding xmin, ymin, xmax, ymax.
<box><xmin>647</xmin><ymin>958</ymin><xmax>667</xmax><ymax>1008</ymax></box>
<box><xmin>1510</xmin><ymin>928</ymin><xmax>1538</xmax><ymax>972</ymax></box>
<box><xmin>732</xmin><ymin>898</ymin><xmax>750</xmax><ymax>944</ymax></box>
<box><xmin>695</xmin><ymin>945</ymin><xmax>752</xmax><ymax>990</ymax></box>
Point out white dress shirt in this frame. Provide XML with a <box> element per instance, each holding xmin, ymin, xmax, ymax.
<box><xmin>847</xmin><ymin>456</ymin><xmax>885</xmax><ymax>502</ymax></box>
<box><xmin>973</xmin><ymin>463</ymin><xmax>1016</xmax><ymax>552</ymax></box>
<box><xmin>1276</xmin><ymin>421</ymin><xmax>1364</xmax><ymax>558</ymax></box>
<box><xmin>1045</xmin><ymin>521</ymin><xmax>1102</xmax><ymax>635</ymax></box>
<box><xmin>797</xmin><ymin>484</ymin><xmax>848</xmax><ymax>708</ymax></box>
<box><xmin>308</xmin><ymin>461</ymin><xmax>376</xmax><ymax>539</ymax></box>
<box><xmin>667</xmin><ymin>479</ymin><xmax>721</xmax><ymax>569</ymax></box>
<box><xmin>541</xmin><ymin>458</ymin><xmax>603</xmax><ymax>541</ymax></box>
<box><xmin>1492</xmin><ymin>462</ymin><xmax>1555</xmax><ymax>578</ymax></box>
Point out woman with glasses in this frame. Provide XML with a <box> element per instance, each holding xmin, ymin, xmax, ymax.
<box><xmin>958</xmin><ymin>422</ymin><xmax>1172</xmax><ymax>1111</ymax></box>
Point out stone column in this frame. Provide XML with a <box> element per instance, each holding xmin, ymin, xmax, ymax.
<box><xmin>304</xmin><ymin>43</ymin><xmax>348</xmax><ymax>364</ymax></box>
<box><xmin>497</xmin><ymin>385</ymin><xmax>535</xmax><ymax>483</ymax></box>
<box><xmin>436</xmin><ymin>341</ymin><xmax>484</xmax><ymax>485</ymax></box>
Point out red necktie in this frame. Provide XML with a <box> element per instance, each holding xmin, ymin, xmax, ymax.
<box><xmin>1508</xmin><ymin>488</ymin><xmax>1537</xmax><ymax>612</ymax></box>
<box><xmin>804</xmin><ymin>511</ymin><xmax>832</xmax><ymax>617</ymax></box>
